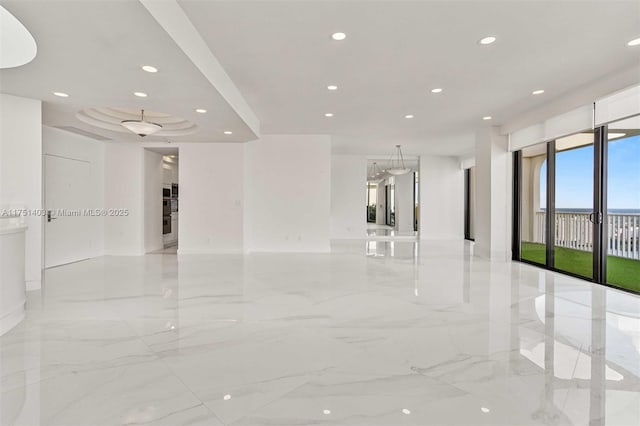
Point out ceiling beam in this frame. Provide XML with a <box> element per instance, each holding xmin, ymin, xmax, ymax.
<box><xmin>139</xmin><ymin>0</ymin><xmax>260</xmax><ymax>139</ymax></box>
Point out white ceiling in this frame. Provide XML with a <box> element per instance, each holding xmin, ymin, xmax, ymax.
<box><xmin>0</xmin><ymin>0</ymin><xmax>254</xmax><ymax>143</ymax></box>
<box><xmin>1</xmin><ymin>0</ymin><xmax>639</xmax><ymax>155</ymax></box>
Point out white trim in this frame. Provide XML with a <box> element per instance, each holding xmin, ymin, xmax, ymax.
<box><xmin>509</xmin><ymin>104</ymin><xmax>593</xmax><ymax>152</ymax></box>
<box><xmin>595</xmin><ymin>84</ymin><xmax>640</xmax><ymax>126</ymax></box>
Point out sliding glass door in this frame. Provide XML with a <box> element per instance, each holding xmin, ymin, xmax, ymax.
<box><xmin>553</xmin><ymin>133</ymin><xmax>594</xmax><ymax>278</ymax></box>
<box><xmin>514</xmin><ymin>121</ymin><xmax>639</xmax><ymax>293</ymax></box>
<box><xmin>606</xmin><ymin>117</ymin><xmax>640</xmax><ymax>292</ymax></box>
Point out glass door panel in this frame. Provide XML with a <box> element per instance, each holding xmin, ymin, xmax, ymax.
<box><xmin>606</xmin><ymin>117</ymin><xmax>640</xmax><ymax>292</ymax></box>
<box><xmin>520</xmin><ymin>143</ymin><xmax>547</xmax><ymax>265</ymax></box>
<box><xmin>554</xmin><ymin>133</ymin><xmax>594</xmax><ymax>278</ymax></box>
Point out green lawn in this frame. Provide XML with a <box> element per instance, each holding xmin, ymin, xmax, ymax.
<box><xmin>521</xmin><ymin>242</ymin><xmax>640</xmax><ymax>293</ymax></box>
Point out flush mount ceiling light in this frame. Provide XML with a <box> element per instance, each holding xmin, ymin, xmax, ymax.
<box><xmin>627</xmin><ymin>37</ymin><xmax>640</xmax><ymax>46</ymax></box>
<box><xmin>142</xmin><ymin>65</ymin><xmax>158</xmax><ymax>73</ymax></box>
<box><xmin>325</xmin><ymin>113</ymin><xmax>334</xmax><ymax>117</ymax></box>
<box><xmin>386</xmin><ymin>145</ymin><xmax>411</xmax><ymax>175</ymax></box>
<box><xmin>120</xmin><ymin>109</ymin><xmax>162</xmax><ymax>137</ymax></box>
<box><xmin>133</xmin><ymin>91</ymin><xmax>147</xmax><ymax>97</ymax></box>
<box><xmin>479</xmin><ymin>36</ymin><xmax>497</xmax><ymax>45</ymax></box>
<box><xmin>224</xmin><ymin>130</ymin><xmax>233</xmax><ymax>135</ymax></box>
<box><xmin>0</xmin><ymin>6</ymin><xmax>37</xmax><ymax>69</ymax></box>
<box><xmin>483</xmin><ymin>116</ymin><xmax>492</xmax><ymax>120</ymax></box>
<box><xmin>53</xmin><ymin>92</ymin><xmax>69</xmax><ymax>98</ymax></box>
<box><xmin>327</xmin><ymin>85</ymin><xmax>338</xmax><ymax>90</ymax></box>
<box><xmin>195</xmin><ymin>108</ymin><xmax>207</xmax><ymax>113</ymax></box>
<box><xmin>331</xmin><ymin>32</ymin><xmax>346</xmax><ymax>41</ymax></box>
<box><xmin>431</xmin><ymin>88</ymin><xmax>443</xmax><ymax>93</ymax></box>
<box><xmin>405</xmin><ymin>114</ymin><xmax>414</xmax><ymax>119</ymax></box>
<box><xmin>532</xmin><ymin>89</ymin><xmax>545</xmax><ymax>95</ymax></box>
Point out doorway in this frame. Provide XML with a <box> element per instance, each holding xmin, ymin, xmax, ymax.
<box><xmin>144</xmin><ymin>147</ymin><xmax>179</xmax><ymax>254</ymax></box>
<box><xmin>366</xmin><ymin>158</ymin><xmax>419</xmax><ymax>239</ymax></box>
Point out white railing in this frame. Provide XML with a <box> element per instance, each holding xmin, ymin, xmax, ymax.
<box><xmin>533</xmin><ymin>212</ymin><xmax>640</xmax><ymax>260</ymax></box>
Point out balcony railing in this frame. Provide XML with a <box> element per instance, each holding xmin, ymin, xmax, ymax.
<box><xmin>534</xmin><ymin>212</ymin><xmax>640</xmax><ymax>260</ymax></box>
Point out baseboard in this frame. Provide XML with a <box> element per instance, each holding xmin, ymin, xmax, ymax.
<box><xmin>177</xmin><ymin>248</ymin><xmax>244</xmax><ymax>255</ymax></box>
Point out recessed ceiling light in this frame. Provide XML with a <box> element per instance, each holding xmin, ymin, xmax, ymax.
<box><xmin>532</xmin><ymin>89</ymin><xmax>545</xmax><ymax>95</ymax></box>
<box><xmin>53</xmin><ymin>92</ymin><xmax>69</xmax><ymax>97</ymax></box>
<box><xmin>479</xmin><ymin>36</ymin><xmax>497</xmax><ymax>45</ymax></box>
<box><xmin>327</xmin><ymin>85</ymin><xmax>338</xmax><ymax>91</ymax></box>
<box><xmin>627</xmin><ymin>37</ymin><xmax>640</xmax><ymax>47</ymax></box>
<box><xmin>331</xmin><ymin>32</ymin><xmax>346</xmax><ymax>41</ymax></box>
<box><xmin>195</xmin><ymin>108</ymin><xmax>207</xmax><ymax>113</ymax></box>
<box><xmin>483</xmin><ymin>116</ymin><xmax>492</xmax><ymax>120</ymax></box>
<box><xmin>325</xmin><ymin>113</ymin><xmax>334</xmax><ymax>117</ymax></box>
<box><xmin>405</xmin><ymin>114</ymin><xmax>414</xmax><ymax>119</ymax></box>
<box><xmin>142</xmin><ymin>65</ymin><xmax>158</xmax><ymax>73</ymax></box>
<box><xmin>134</xmin><ymin>92</ymin><xmax>147</xmax><ymax>97</ymax></box>
<box><xmin>431</xmin><ymin>88</ymin><xmax>443</xmax><ymax>93</ymax></box>
<box><xmin>223</xmin><ymin>130</ymin><xmax>233</xmax><ymax>135</ymax></box>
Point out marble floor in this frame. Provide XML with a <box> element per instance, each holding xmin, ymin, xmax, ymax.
<box><xmin>1</xmin><ymin>240</ymin><xmax>639</xmax><ymax>425</ymax></box>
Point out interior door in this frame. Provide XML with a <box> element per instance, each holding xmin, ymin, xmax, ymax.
<box><xmin>45</xmin><ymin>155</ymin><xmax>91</xmax><ymax>268</ymax></box>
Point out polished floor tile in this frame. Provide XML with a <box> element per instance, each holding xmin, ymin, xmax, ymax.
<box><xmin>1</xmin><ymin>240</ymin><xmax>639</xmax><ymax>425</ymax></box>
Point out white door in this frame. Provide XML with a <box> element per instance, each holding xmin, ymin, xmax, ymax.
<box><xmin>44</xmin><ymin>155</ymin><xmax>91</xmax><ymax>268</ymax></box>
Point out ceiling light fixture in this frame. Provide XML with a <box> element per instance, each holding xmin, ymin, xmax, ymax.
<box><xmin>120</xmin><ymin>109</ymin><xmax>162</xmax><ymax>137</ymax></box>
<box><xmin>368</xmin><ymin>162</ymin><xmax>385</xmax><ymax>181</ymax></box>
<box><xmin>627</xmin><ymin>37</ymin><xmax>640</xmax><ymax>47</ymax></box>
<box><xmin>325</xmin><ymin>113</ymin><xmax>334</xmax><ymax>117</ymax></box>
<box><xmin>386</xmin><ymin>145</ymin><xmax>411</xmax><ymax>176</ymax></box>
<box><xmin>405</xmin><ymin>114</ymin><xmax>414</xmax><ymax>119</ymax></box>
<box><xmin>195</xmin><ymin>108</ymin><xmax>207</xmax><ymax>113</ymax></box>
<box><xmin>402</xmin><ymin>409</ymin><xmax>411</xmax><ymax>415</ymax></box>
<box><xmin>224</xmin><ymin>131</ymin><xmax>233</xmax><ymax>135</ymax></box>
<box><xmin>479</xmin><ymin>36</ymin><xmax>497</xmax><ymax>45</ymax></box>
<box><xmin>532</xmin><ymin>89</ymin><xmax>545</xmax><ymax>95</ymax></box>
<box><xmin>323</xmin><ymin>410</ymin><xmax>331</xmax><ymax>415</ymax></box>
<box><xmin>483</xmin><ymin>116</ymin><xmax>492</xmax><ymax>120</ymax></box>
<box><xmin>431</xmin><ymin>88</ymin><xmax>443</xmax><ymax>93</ymax></box>
<box><xmin>331</xmin><ymin>32</ymin><xmax>346</xmax><ymax>41</ymax></box>
<box><xmin>142</xmin><ymin>65</ymin><xmax>158</xmax><ymax>73</ymax></box>
<box><xmin>481</xmin><ymin>407</ymin><xmax>491</xmax><ymax>413</ymax></box>
<box><xmin>327</xmin><ymin>85</ymin><xmax>338</xmax><ymax>90</ymax></box>
<box><xmin>134</xmin><ymin>91</ymin><xmax>147</xmax><ymax>97</ymax></box>
<box><xmin>53</xmin><ymin>92</ymin><xmax>69</xmax><ymax>97</ymax></box>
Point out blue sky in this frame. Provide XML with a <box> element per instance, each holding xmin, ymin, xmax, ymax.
<box><xmin>540</xmin><ymin>135</ymin><xmax>640</xmax><ymax>209</ymax></box>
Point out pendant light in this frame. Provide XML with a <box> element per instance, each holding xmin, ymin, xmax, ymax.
<box><xmin>386</xmin><ymin>145</ymin><xmax>411</xmax><ymax>175</ymax></box>
<box><xmin>120</xmin><ymin>109</ymin><xmax>163</xmax><ymax>137</ymax></box>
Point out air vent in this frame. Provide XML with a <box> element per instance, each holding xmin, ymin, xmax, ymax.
<box><xmin>54</xmin><ymin>126</ymin><xmax>112</xmax><ymax>141</ymax></box>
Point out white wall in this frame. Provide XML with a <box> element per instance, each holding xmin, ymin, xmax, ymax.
<box><xmin>104</xmin><ymin>143</ymin><xmax>144</xmax><ymax>255</ymax></box>
<box><xmin>43</xmin><ymin>126</ymin><xmax>105</xmax><ymax>260</ymax></box>
<box><xmin>143</xmin><ymin>149</ymin><xmax>163</xmax><ymax>253</ymax></box>
<box><xmin>330</xmin><ymin>155</ymin><xmax>367</xmax><ymax>239</ymax></box>
<box><xmin>395</xmin><ymin>171</ymin><xmax>414</xmax><ymax>232</ymax></box>
<box><xmin>178</xmin><ymin>143</ymin><xmax>244</xmax><ymax>253</ymax></box>
<box><xmin>474</xmin><ymin>126</ymin><xmax>511</xmax><ymax>260</ymax></box>
<box><xmin>419</xmin><ymin>156</ymin><xmax>464</xmax><ymax>240</ymax></box>
<box><xmin>0</xmin><ymin>94</ymin><xmax>42</xmax><ymax>290</ymax></box>
<box><xmin>245</xmin><ymin>135</ymin><xmax>331</xmax><ymax>252</ymax></box>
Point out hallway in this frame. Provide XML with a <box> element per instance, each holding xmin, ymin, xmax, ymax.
<box><xmin>1</xmin><ymin>241</ymin><xmax>638</xmax><ymax>425</ymax></box>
